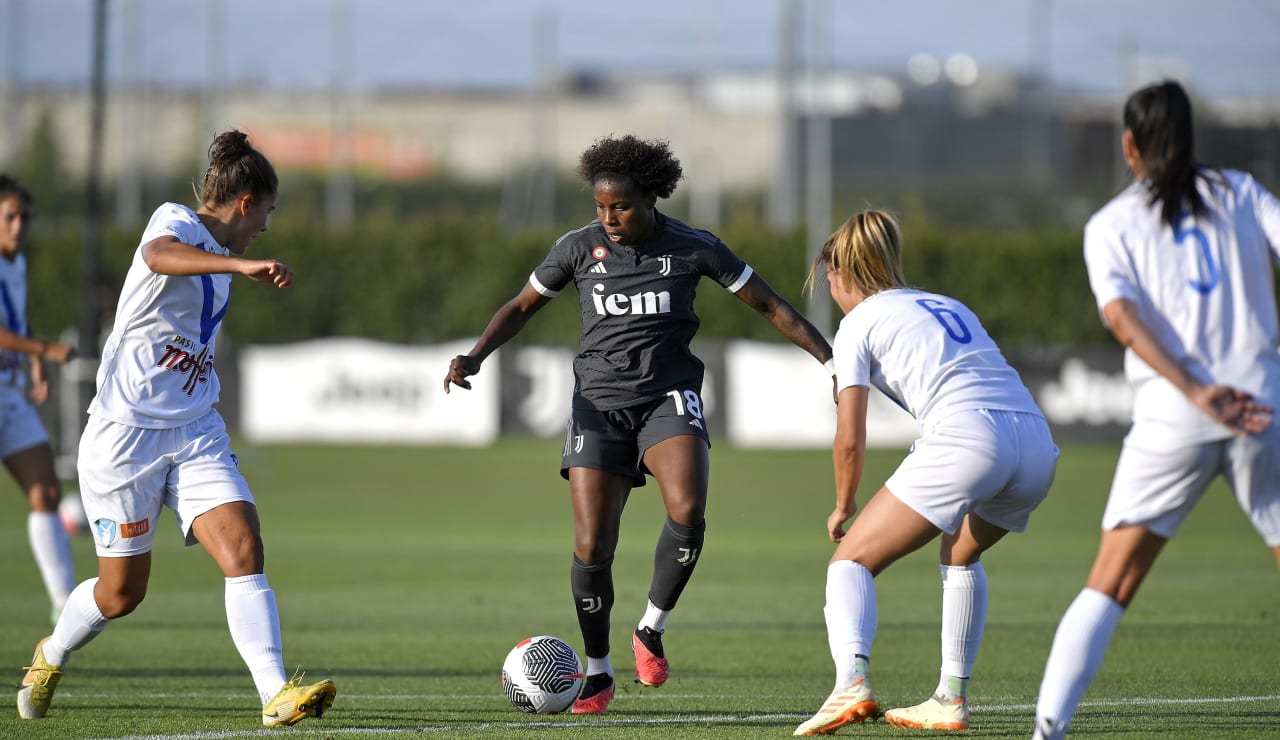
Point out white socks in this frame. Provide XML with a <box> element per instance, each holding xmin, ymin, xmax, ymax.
<box><xmin>824</xmin><ymin>559</ymin><xmax>876</xmax><ymax>688</ymax></box>
<box><xmin>1034</xmin><ymin>588</ymin><xmax>1124</xmax><ymax>735</ymax></box>
<box><xmin>45</xmin><ymin>578</ymin><xmax>109</xmax><ymax>666</ymax></box>
<box><xmin>225</xmin><ymin>574</ymin><xmax>286</xmax><ymax>704</ymax></box>
<box><xmin>586</xmin><ymin>655</ymin><xmax>613</xmax><ymax>677</ymax></box>
<box><xmin>639</xmin><ymin>599</ymin><xmax>670</xmax><ymax>633</ymax></box>
<box><xmin>29</xmin><ymin>511</ymin><xmax>76</xmax><ymax>610</ymax></box>
<box><xmin>43</xmin><ymin>573</ymin><xmax>291</xmax><ymax>707</ymax></box>
<box><xmin>936</xmin><ymin>562</ymin><xmax>987</xmax><ymax>700</ymax></box>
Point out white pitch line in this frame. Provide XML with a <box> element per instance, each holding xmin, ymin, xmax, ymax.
<box><xmin>88</xmin><ymin>716</ymin><xmax>805</xmax><ymax>740</ymax></box>
<box><xmin>980</xmin><ymin>693</ymin><xmax>1280</xmax><ymax>711</ymax></box>
<box><xmin>59</xmin><ymin>691</ymin><xmax>779</xmax><ymax>701</ymax></box>
<box><xmin>83</xmin><ymin>693</ymin><xmax>1280</xmax><ymax>740</ymax></box>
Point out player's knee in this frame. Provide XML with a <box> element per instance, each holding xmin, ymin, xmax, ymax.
<box><xmin>96</xmin><ymin>583</ymin><xmax>147</xmax><ymax>618</ymax></box>
<box><xmin>664</xmin><ymin>498</ymin><xmax>705</xmax><ymax>527</ymax></box>
<box><xmin>26</xmin><ymin>482</ymin><xmax>61</xmax><ymax>512</ymax></box>
<box><xmin>573</xmin><ymin>535</ymin><xmax>616</xmax><ymax>566</ymax></box>
<box><xmin>217</xmin><ymin>538</ymin><xmax>265</xmax><ymax>577</ymax></box>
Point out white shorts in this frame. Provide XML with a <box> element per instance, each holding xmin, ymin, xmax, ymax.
<box><xmin>0</xmin><ymin>385</ymin><xmax>49</xmax><ymax>459</ymax></box>
<box><xmin>77</xmin><ymin>410</ymin><xmax>254</xmax><ymax>557</ymax></box>
<box><xmin>1103</xmin><ymin>423</ymin><xmax>1280</xmax><ymax>545</ymax></box>
<box><xmin>885</xmin><ymin>409</ymin><xmax>1058</xmax><ymax>535</ymax></box>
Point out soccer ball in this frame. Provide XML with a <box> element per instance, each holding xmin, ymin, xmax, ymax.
<box><xmin>501</xmin><ymin>635</ymin><xmax>584</xmax><ymax>714</ymax></box>
<box><xmin>58</xmin><ymin>493</ymin><xmax>89</xmax><ymax>536</ymax></box>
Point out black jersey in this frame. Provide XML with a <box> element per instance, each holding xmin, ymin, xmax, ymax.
<box><xmin>530</xmin><ymin>212</ymin><xmax>753</xmax><ymax>410</ymax></box>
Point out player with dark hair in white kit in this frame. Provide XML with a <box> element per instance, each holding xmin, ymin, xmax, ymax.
<box><xmin>445</xmin><ymin>134</ymin><xmax>834</xmax><ymax>713</ymax></box>
<box><xmin>1032</xmin><ymin>81</ymin><xmax>1279</xmax><ymax>739</ymax></box>
<box><xmin>17</xmin><ymin>130</ymin><xmax>336</xmax><ymax>726</ymax></box>
<box><xmin>0</xmin><ymin>175</ymin><xmax>79</xmax><ymax>625</ymax></box>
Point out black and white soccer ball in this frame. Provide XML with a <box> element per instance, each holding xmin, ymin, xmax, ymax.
<box><xmin>501</xmin><ymin>635</ymin><xmax>584</xmax><ymax>714</ymax></box>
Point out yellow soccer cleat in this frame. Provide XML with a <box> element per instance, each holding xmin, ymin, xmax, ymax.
<box><xmin>793</xmin><ymin>677</ymin><xmax>878</xmax><ymax>736</ymax></box>
<box><xmin>884</xmin><ymin>694</ymin><xmax>971</xmax><ymax>731</ymax></box>
<box><xmin>261</xmin><ymin>672</ymin><xmax>336</xmax><ymax>727</ymax></box>
<box><xmin>17</xmin><ymin>637</ymin><xmax>63</xmax><ymax>720</ymax></box>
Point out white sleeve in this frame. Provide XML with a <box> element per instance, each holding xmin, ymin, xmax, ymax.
<box><xmin>139</xmin><ymin>204</ymin><xmax>196</xmax><ymax>246</ymax></box>
<box><xmin>1242</xmin><ymin>173</ymin><xmax>1280</xmax><ymax>268</ymax></box>
<box><xmin>1082</xmin><ymin>215</ymin><xmax>1139</xmax><ymax>324</ymax></box>
<box><xmin>831</xmin><ymin>319</ymin><xmax>871</xmax><ymax>393</ymax></box>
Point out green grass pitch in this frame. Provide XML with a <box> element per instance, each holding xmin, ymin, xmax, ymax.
<box><xmin>1</xmin><ymin>439</ymin><xmax>1277</xmax><ymax>738</ymax></box>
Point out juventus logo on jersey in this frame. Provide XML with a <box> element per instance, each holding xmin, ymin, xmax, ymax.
<box><xmin>589</xmin><ymin>262</ymin><xmax>608</xmax><ymax>275</ymax></box>
<box><xmin>658</xmin><ymin>255</ymin><xmax>672</xmax><ymax>276</ymax></box>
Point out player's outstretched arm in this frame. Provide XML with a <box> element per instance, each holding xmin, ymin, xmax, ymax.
<box><xmin>733</xmin><ymin>273</ymin><xmax>833</xmax><ymax>366</ymax></box>
<box><xmin>141</xmin><ymin>236</ymin><xmax>292</xmax><ymax>287</ymax></box>
<box><xmin>444</xmin><ymin>282</ymin><xmax>551</xmax><ymax>393</ymax></box>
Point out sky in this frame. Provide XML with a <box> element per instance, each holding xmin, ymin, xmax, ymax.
<box><xmin>5</xmin><ymin>0</ymin><xmax>1280</xmax><ymax>100</ymax></box>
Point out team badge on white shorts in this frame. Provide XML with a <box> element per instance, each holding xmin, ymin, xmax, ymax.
<box><xmin>95</xmin><ymin>519</ymin><xmax>119</xmax><ymax>547</ymax></box>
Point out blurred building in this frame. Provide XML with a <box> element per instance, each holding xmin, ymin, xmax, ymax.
<box><xmin>2</xmin><ymin>62</ymin><xmax>1278</xmax><ymax>225</ymax></box>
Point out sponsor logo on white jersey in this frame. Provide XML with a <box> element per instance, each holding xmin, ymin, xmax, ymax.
<box><xmin>157</xmin><ymin>336</ymin><xmax>216</xmax><ymax>396</ymax></box>
<box><xmin>590</xmin><ymin>283</ymin><xmax>671</xmax><ymax>316</ymax></box>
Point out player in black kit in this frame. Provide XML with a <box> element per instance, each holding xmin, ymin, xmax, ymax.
<box><xmin>444</xmin><ymin>134</ymin><xmax>833</xmax><ymax>713</ymax></box>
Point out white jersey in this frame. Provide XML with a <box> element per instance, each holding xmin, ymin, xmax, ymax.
<box><xmin>832</xmin><ymin>287</ymin><xmax>1043</xmax><ymax>428</ymax></box>
<box><xmin>1084</xmin><ymin>169</ymin><xmax>1280</xmax><ymax>444</ymax></box>
<box><xmin>88</xmin><ymin>203</ymin><xmax>231</xmax><ymax>428</ymax></box>
<box><xmin>0</xmin><ymin>253</ymin><xmax>28</xmax><ymax>389</ymax></box>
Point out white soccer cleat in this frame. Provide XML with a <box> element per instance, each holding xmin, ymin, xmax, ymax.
<box><xmin>884</xmin><ymin>694</ymin><xmax>970</xmax><ymax>730</ymax></box>
<box><xmin>793</xmin><ymin>678</ymin><xmax>878</xmax><ymax>736</ymax></box>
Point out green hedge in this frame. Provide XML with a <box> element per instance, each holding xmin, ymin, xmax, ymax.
<box><xmin>25</xmin><ymin>214</ymin><xmax>1113</xmax><ymax>350</ymax></box>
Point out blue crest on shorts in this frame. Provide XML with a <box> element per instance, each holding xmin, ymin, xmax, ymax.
<box><xmin>94</xmin><ymin>519</ymin><xmax>118</xmax><ymax>547</ymax></box>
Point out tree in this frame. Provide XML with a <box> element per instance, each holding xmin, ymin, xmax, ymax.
<box><xmin>16</xmin><ymin>108</ymin><xmax>76</xmax><ymax>221</ymax></box>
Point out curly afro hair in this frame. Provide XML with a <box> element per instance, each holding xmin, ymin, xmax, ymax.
<box><xmin>576</xmin><ymin>134</ymin><xmax>684</xmax><ymax>199</ymax></box>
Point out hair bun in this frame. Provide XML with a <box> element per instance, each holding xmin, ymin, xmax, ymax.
<box><xmin>207</xmin><ymin>130</ymin><xmax>252</xmax><ymax>166</ymax></box>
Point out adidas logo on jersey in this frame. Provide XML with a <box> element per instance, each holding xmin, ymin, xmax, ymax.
<box><xmin>589</xmin><ymin>262</ymin><xmax>608</xmax><ymax>275</ymax></box>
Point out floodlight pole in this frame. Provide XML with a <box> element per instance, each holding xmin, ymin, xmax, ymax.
<box><xmin>804</xmin><ymin>0</ymin><xmax>833</xmax><ymax>334</ymax></box>
<box><xmin>529</xmin><ymin>8</ymin><xmax>558</xmax><ymax>228</ymax></box>
<box><xmin>66</xmin><ymin>0</ymin><xmax>108</xmax><ymax>480</ymax></box>
<box><xmin>767</xmin><ymin>0</ymin><xmax>801</xmax><ymax>232</ymax></box>
<box><xmin>80</xmin><ymin>0</ymin><xmax>107</xmax><ymax>358</ymax></box>
<box><xmin>327</xmin><ymin>0</ymin><xmax>355</xmax><ymax>227</ymax></box>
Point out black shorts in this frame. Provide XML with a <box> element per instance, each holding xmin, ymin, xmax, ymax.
<box><xmin>561</xmin><ymin>388</ymin><xmax>712</xmax><ymax>487</ymax></box>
